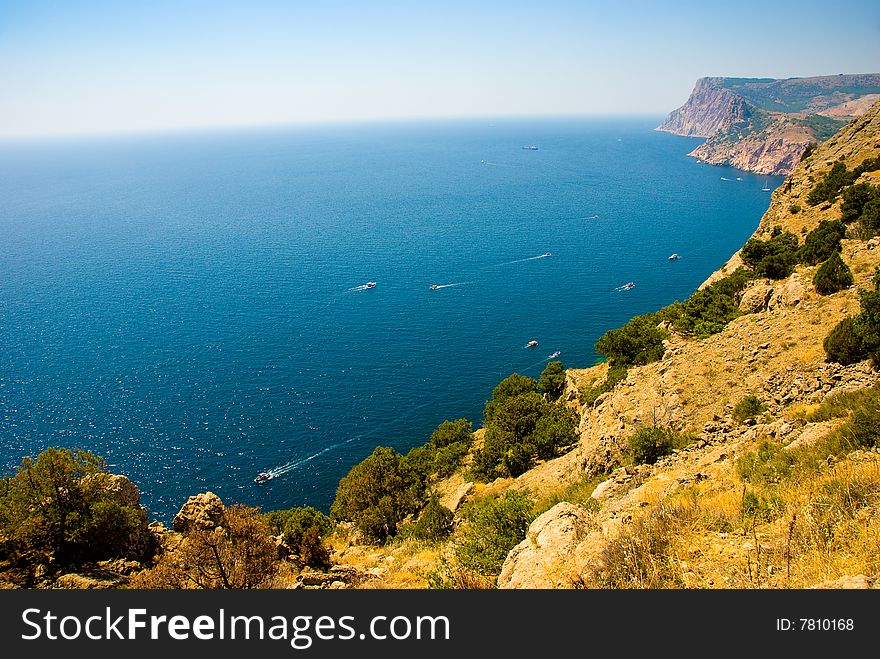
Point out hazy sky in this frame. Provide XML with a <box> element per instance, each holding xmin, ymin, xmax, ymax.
<box><xmin>1</xmin><ymin>0</ymin><xmax>879</xmax><ymax>138</ymax></box>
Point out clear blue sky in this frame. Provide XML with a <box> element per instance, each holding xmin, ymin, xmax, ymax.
<box><xmin>1</xmin><ymin>0</ymin><xmax>878</xmax><ymax>138</ymax></box>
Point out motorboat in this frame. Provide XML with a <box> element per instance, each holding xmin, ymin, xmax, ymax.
<box><xmin>430</xmin><ymin>284</ymin><xmax>440</xmax><ymax>290</ymax></box>
<box><xmin>623</xmin><ymin>282</ymin><xmax>635</xmax><ymax>290</ymax></box>
<box><xmin>541</xmin><ymin>252</ymin><xmax>552</xmax><ymax>257</ymax></box>
<box><xmin>668</xmin><ymin>253</ymin><xmax>681</xmax><ymax>260</ymax></box>
<box><xmin>364</xmin><ymin>281</ymin><xmax>377</xmax><ymax>289</ymax></box>
<box><xmin>526</xmin><ymin>340</ymin><xmax>539</xmax><ymax>348</ymax></box>
<box><xmin>548</xmin><ymin>351</ymin><xmax>561</xmax><ymax>359</ymax></box>
<box><xmin>254</xmin><ymin>472</ymin><xmax>274</xmax><ymax>484</ymax></box>
<box><xmin>522</xmin><ymin>145</ymin><xmax>539</xmax><ymax>150</ymax></box>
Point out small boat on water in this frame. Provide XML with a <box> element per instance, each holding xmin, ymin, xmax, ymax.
<box><xmin>548</xmin><ymin>351</ymin><xmax>561</xmax><ymax>359</ymax></box>
<box><xmin>254</xmin><ymin>472</ymin><xmax>274</xmax><ymax>484</ymax></box>
<box><xmin>668</xmin><ymin>253</ymin><xmax>681</xmax><ymax>261</ymax></box>
<box><xmin>622</xmin><ymin>282</ymin><xmax>635</xmax><ymax>290</ymax></box>
<box><xmin>542</xmin><ymin>252</ymin><xmax>552</xmax><ymax>257</ymax></box>
<box><xmin>526</xmin><ymin>340</ymin><xmax>539</xmax><ymax>348</ymax></box>
<box><xmin>522</xmin><ymin>145</ymin><xmax>539</xmax><ymax>150</ymax></box>
<box><xmin>364</xmin><ymin>281</ymin><xmax>377</xmax><ymax>289</ymax></box>
<box><xmin>430</xmin><ymin>284</ymin><xmax>440</xmax><ymax>290</ymax></box>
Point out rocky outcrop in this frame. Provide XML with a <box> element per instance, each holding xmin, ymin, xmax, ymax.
<box><xmin>498</xmin><ymin>503</ymin><xmax>599</xmax><ymax>589</ymax></box>
<box><xmin>657</xmin><ymin>77</ymin><xmax>749</xmax><ymax>138</ymax></box>
<box><xmin>172</xmin><ymin>491</ymin><xmax>225</xmax><ymax>533</ymax></box>
<box><xmin>658</xmin><ymin>74</ymin><xmax>880</xmax><ymax>175</ymax></box>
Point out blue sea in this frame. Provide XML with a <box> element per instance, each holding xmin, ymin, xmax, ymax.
<box><xmin>0</xmin><ymin>117</ymin><xmax>780</xmax><ymax>521</ymax></box>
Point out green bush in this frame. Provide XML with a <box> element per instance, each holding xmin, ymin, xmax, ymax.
<box><xmin>807</xmin><ymin>161</ymin><xmax>855</xmax><ymax>205</ymax></box>
<box><xmin>580</xmin><ymin>364</ymin><xmax>628</xmax><ymax>406</ymax></box>
<box><xmin>840</xmin><ymin>182</ymin><xmax>879</xmax><ymax>223</ymax></box>
<box><xmin>626</xmin><ymin>427</ymin><xmax>689</xmax><ymax>465</ymax></box>
<box><xmin>473</xmin><ymin>391</ymin><xmax>577</xmax><ymax>479</ymax></box>
<box><xmin>264</xmin><ymin>505</ymin><xmax>332</xmax><ymax>566</ymax></box>
<box><xmin>401</xmin><ymin>495</ymin><xmax>454</xmax><ymax>542</ymax></box>
<box><xmin>740</xmin><ymin>490</ymin><xmax>785</xmax><ymax>523</ymax></box>
<box><xmin>854</xmin><ymin>289</ymin><xmax>880</xmax><ymax>360</ymax></box>
<box><xmin>813</xmin><ymin>251</ymin><xmax>854</xmax><ymax>295</ymax></box>
<box><xmin>823</xmin><ymin>316</ymin><xmax>866</xmax><ymax>365</ymax></box>
<box><xmin>798</xmin><ymin>220</ymin><xmax>846</xmax><ymax>265</ymax></box>
<box><xmin>789</xmin><ymin>204</ymin><xmax>802</xmax><ymax>214</ymax></box>
<box><xmin>733</xmin><ymin>394</ymin><xmax>767</xmax><ymax>423</ymax></box>
<box><xmin>669</xmin><ymin>267</ymin><xmax>754</xmax><ymax>337</ymax></box>
<box><xmin>453</xmin><ymin>491</ymin><xmax>534</xmax><ymax>576</ymax></box>
<box><xmin>0</xmin><ymin>448</ymin><xmax>150</xmax><ymax>572</ymax></box>
<box><xmin>740</xmin><ymin>229</ymin><xmax>799</xmax><ymax>279</ymax></box>
<box><xmin>594</xmin><ymin>312</ymin><xmax>668</xmax><ymax>367</ymax></box>
<box><xmin>537</xmin><ymin>361</ymin><xmax>566</xmax><ymax>399</ymax></box>
<box><xmin>736</xmin><ymin>440</ymin><xmax>796</xmax><ymax>484</ymax></box>
<box><xmin>859</xmin><ymin>199</ymin><xmax>880</xmax><ymax>238</ymax></box>
<box><xmin>330</xmin><ymin>446</ymin><xmax>423</xmax><ymax>542</ymax></box>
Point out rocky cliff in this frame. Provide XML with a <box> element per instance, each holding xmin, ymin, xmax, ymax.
<box><xmin>658</xmin><ymin>74</ymin><xmax>880</xmax><ymax>175</ymax></box>
<box><xmin>494</xmin><ymin>99</ymin><xmax>880</xmax><ymax>589</ymax></box>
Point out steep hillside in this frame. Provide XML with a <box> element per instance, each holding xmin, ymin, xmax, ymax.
<box><xmin>658</xmin><ymin>74</ymin><xmax>880</xmax><ymax>175</ymax></box>
<box><xmin>494</xmin><ymin>99</ymin><xmax>880</xmax><ymax>589</ymax></box>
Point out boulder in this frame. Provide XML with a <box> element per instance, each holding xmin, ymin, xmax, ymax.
<box><xmin>739</xmin><ymin>283</ymin><xmax>774</xmax><ymax>313</ymax></box>
<box><xmin>498</xmin><ymin>502</ymin><xmax>595</xmax><ymax>589</ymax></box>
<box><xmin>769</xmin><ymin>277</ymin><xmax>805</xmax><ymax>309</ymax></box>
<box><xmin>173</xmin><ymin>492</ymin><xmax>225</xmax><ymax>533</ymax></box>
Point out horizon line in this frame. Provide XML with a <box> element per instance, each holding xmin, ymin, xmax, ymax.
<box><xmin>0</xmin><ymin>111</ymin><xmax>670</xmax><ymax>143</ymax></box>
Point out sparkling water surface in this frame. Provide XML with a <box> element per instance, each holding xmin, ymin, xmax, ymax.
<box><xmin>0</xmin><ymin>117</ymin><xmax>780</xmax><ymax>520</ymax></box>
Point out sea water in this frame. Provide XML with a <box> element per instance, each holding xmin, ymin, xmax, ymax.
<box><xmin>0</xmin><ymin>117</ymin><xmax>781</xmax><ymax>520</ymax></box>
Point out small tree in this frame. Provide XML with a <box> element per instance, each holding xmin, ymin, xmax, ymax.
<box><xmin>627</xmin><ymin>427</ymin><xmax>676</xmax><ymax>465</ymax></box>
<box><xmin>453</xmin><ymin>491</ymin><xmax>534</xmax><ymax>577</ymax></box>
<box><xmin>859</xmin><ymin>198</ymin><xmax>880</xmax><ymax>238</ymax></box>
<box><xmin>733</xmin><ymin>394</ymin><xmax>767</xmax><ymax>424</ymax></box>
<box><xmin>0</xmin><ymin>448</ymin><xmax>150</xmax><ymax>574</ymax></box>
<box><xmin>813</xmin><ymin>252</ymin><xmax>854</xmax><ymax>295</ymax></box>
<box><xmin>537</xmin><ymin>361</ymin><xmax>567</xmax><ymax>399</ymax></box>
<box><xmin>840</xmin><ymin>182</ymin><xmax>878</xmax><ymax>223</ymax></box>
<box><xmin>824</xmin><ymin>317</ymin><xmax>866</xmax><ymax>365</ymax></box>
<box><xmin>405</xmin><ymin>495</ymin><xmax>454</xmax><ymax>542</ymax></box>
<box><xmin>330</xmin><ymin>446</ymin><xmax>422</xmax><ymax>542</ymax></box>
<box><xmin>264</xmin><ymin>506</ymin><xmax>332</xmax><ymax>568</ymax></box>
<box><xmin>133</xmin><ymin>504</ymin><xmax>278</xmax><ymax>589</ymax></box>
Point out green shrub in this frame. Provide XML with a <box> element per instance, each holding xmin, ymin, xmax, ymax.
<box><xmin>595</xmin><ymin>312</ymin><xmax>668</xmax><ymax>367</ymax></box>
<box><xmin>670</xmin><ymin>268</ymin><xmax>754</xmax><ymax>337</ymax></box>
<box><xmin>0</xmin><ymin>448</ymin><xmax>151</xmax><ymax>572</ymax></box>
<box><xmin>813</xmin><ymin>252</ymin><xmax>854</xmax><ymax>295</ymax></box>
<box><xmin>740</xmin><ymin>229</ymin><xmax>799</xmax><ymax>279</ymax></box>
<box><xmin>798</xmin><ymin>220</ymin><xmax>846</xmax><ymax>265</ymax></box>
<box><xmin>840</xmin><ymin>182</ymin><xmax>879</xmax><ymax>223</ymax></box>
<box><xmin>453</xmin><ymin>491</ymin><xmax>534</xmax><ymax>577</ymax></box>
<box><xmin>859</xmin><ymin>198</ymin><xmax>880</xmax><ymax>238</ymax></box>
<box><xmin>580</xmin><ymin>364</ymin><xmax>627</xmax><ymax>406</ymax></box>
<box><xmin>807</xmin><ymin>161</ymin><xmax>855</xmax><ymax>205</ymax></box>
<box><xmin>853</xmin><ymin>289</ymin><xmax>880</xmax><ymax>360</ymax></box>
<box><xmin>733</xmin><ymin>394</ymin><xmax>767</xmax><ymax>423</ymax></box>
<box><xmin>473</xmin><ymin>391</ymin><xmax>577</xmax><ymax>479</ymax></box>
<box><xmin>430</xmin><ymin>418</ymin><xmax>473</xmax><ymax>449</ymax></box>
<box><xmin>330</xmin><ymin>446</ymin><xmax>423</xmax><ymax>542</ymax></box>
<box><xmin>626</xmin><ymin>427</ymin><xmax>690</xmax><ymax>465</ymax></box>
<box><xmin>264</xmin><ymin>505</ymin><xmax>332</xmax><ymax>566</ymax></box>
<box><xmin>823</xmin><ymin>316</ymin><xmax>866</xmax><ymax>365</ymax></box>
<box><xmin>736</xmin><ymin>440</ymin><xmax>796</xmax><ymax>484</ymax></box>
<box><xmin>740</xmin><ymin>490</ymin><xmax>784</xmax><ymax>523</ymax></box>
<box><xmin>537</xmin><ymin>360</ymin><xmax>566</xmax><ymax>399</ymax></box>
<box><xmin>789</xmin><ymin>204</ymin><xmax>802</xmax><ymax>214</ymax></box>
<box><xmin>401</xmin><ymin>495</ymin><xmax>454</xmax><ymax>542</ymax></box>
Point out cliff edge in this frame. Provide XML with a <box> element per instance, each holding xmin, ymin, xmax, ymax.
<box><xmin>658</xmin><ymin>74</ymin><xmax>880</xmax><ymax>175</ymax></box>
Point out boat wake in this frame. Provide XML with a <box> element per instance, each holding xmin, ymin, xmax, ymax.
<box><xmin>490</xmin><ymin>252</ymin><xmax>552</xmax><ymax>267</ymax></box>
<box><xmin>429</xmin><ymin>282</ymin><xmax>470</xmax><ymax>290</ymax></box>
<box><xmin>257</xmin><ymin>436</ymin><xmax>360</xmax><ymax>481</ymax></box>
<box><xmin>614</xmin><ymin>282</ymin><xmax>636</xmax><ymax>291</ymax></box>
<box><xmin>347</xmin><ymin>282</ymin><xmax>377</xmax><ymax>292</ymax></box>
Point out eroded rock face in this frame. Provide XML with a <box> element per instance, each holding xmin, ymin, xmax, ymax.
<box><xmin>497</xmin><ymin>503</ymin><xmax>596</xmax><ymax>589</ymax></box>
<box><xmin>740</xmin><ymin>283</ymin><xmax>775</xmax><ymax>313</ymax></box>
<box><xmin>173</xmin><ymin>492</ymin><xmax>225</xmax><ymax>533</ymax></box>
